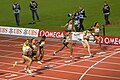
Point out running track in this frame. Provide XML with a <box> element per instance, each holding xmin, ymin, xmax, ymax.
<box><xmin>0</xmin><ymin>36</ymin><xmax>120</xmax><ymax>80</ymax></box>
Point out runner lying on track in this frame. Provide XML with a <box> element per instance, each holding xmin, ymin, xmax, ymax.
<box><xmin>53</xmin><ymin>31</ymin><xmax>73</xmax><ymax>59</ymax></box>
<box><xmin>13</xmin><ymin>39</ymin><xmax>33</xmax><ymax>74</ymax></box>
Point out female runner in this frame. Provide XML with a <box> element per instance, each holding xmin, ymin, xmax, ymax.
<box><xmin>61</xmin><ymin>19</ymin><xmax>76</xmax><ymax>32</ymax></box>
<box><xmin>53</xmin><ymin>31</ymin><xmax>73</xmax><ymax>58</ymax></box>
<box><xmin>76</xmin><ymin>29</ymin><xmax>93</xmax><ymax>57</ymax></box>
<box><xmin>36</xmin><ymin>35</ymin><xmax>46</xmax><ymax>64</ymax></box>
<box><xmin>93</xmin><ymin>22</ymin><xmax>104</xmax><ymax>47</ymax></box>
<box><xmin>13</xmin><ymin>39</ymin><xmax>33</xmax><ymax>74</ymax></box>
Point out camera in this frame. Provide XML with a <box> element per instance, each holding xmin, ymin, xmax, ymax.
<box><xmin>68</xmin><ymin>13</ymin><xmax>72</xmax><ymax>17</ymax></box>
<box><xmin>68</xmin><ymin>13</ymin><xmax>75</xmax><ymax>17</ymax></box>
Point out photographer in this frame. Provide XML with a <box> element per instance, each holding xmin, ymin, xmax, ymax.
<box><xmin>78</xmin><ymin>6</ymin><xmax>86</xmax><ymax>31</ymax></box>
<box><xmin>103</xmin><ymin>1</ymin><xmax>110</xmax><ymax>25</ymax></box>
<box><xmin>73</xmin><ymin>12</ymin><xmax>80</xmax><ymax>32</ymax></box>
<box><xmin>12</xmin><ymin>1</ymin><xmax>21</xmax><ymax>26</ymax></box>
<box><xmin>29</xmin><ymin>0</ymin><xmax>40</xmax><ymax>24</ymax></box>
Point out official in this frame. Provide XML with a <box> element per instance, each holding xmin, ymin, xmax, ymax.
<box><xmin>12</xmin><ymin>1</ymin><xmax>21</xmax><ymax>26</ymax></box>
<box><xmin>103</xmin><ymin>2</ymin><xmax>110</xmax><ymax>25</ymax></box>
<box><xmin>29</xmin><ymin>0</ymin><xmax>40</xmax><ymax>24</ymax></box>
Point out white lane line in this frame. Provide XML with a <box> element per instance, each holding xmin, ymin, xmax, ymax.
<box><xmin>0</xmin><ymin>50</ymin><xmax>119</xmax><ymax>79</ymax></box>
<box><xmin>0</xmin><ymin>40</ymin><xmax>113</xmax><ymax>51</ymax></box>
<box><xmin>0</xmin><ymin>61</ymin><xmax>120</xmax><ymax>80</ymax></box>
<box><xmin>11</xmin><ymin>74</ymin><xmax>68</xmax><ymax>80</ymax></box>
<box><xmin>0</xmin><ymin>49</ymin><xmax>113</xmax><ymax>69</ymax></box>
<box><xmin>0</xmin><ymin>46</ymin><xmax>114</xmax><ymax>59</ymax></box>
<box><xmin>53</xmin><ymin>53</ymin><xmax>110</xmax><ymax>69</ymax></box>
<box><xmin>0</xmin><ymin>45</ymin><xmax>118</xmax><ymax>65</ymax></box>
<box><xmin>0</xmin><ymin>69</ymin><xmax>68</xmax><ymax>80</ymax></box>
<box><xmin>48</xmin><ymin>62</ymin><xmax>120</xmax><ymax>72</ymax></box>
<box><xmin>87</xmin><ymin>60</ymin><xmax>120</xmax><ymax>65</ymax></box>
<box><xmin>0</xmin><ymin>37</ymin><xmax>19</xmax><ymax>42</ymax></box>
<box><xmin>0</xmin><ymin>43</ymin><xmax>103</xmax><ymax>53</ymax></box>
<box><xmin>79</xmin><ymin>51</ymin><xmax>119</xmax><ymax>80</ymax></box>
<box><xmin>72</xmin><ymin>65</ymin><xmax>120</xmax><ymax>72</ymax></box>
<box><xmin>0</xmin><ymin>51</ymin><xmax>119</xmax><ymax>78</ymax></box>
<box><xmin>47</xmin><ymin>69</ymin><xmax>120</xmax><ymax>80</ymax></box>
<box><xmin>0</xmin><ymin>36</ymin><xmax>117</xmax><ymax>51</ymax></box>
<box><xmin>0</xmin><ymin>45</ymin><xmax>119</xmax><ymax>70</ymax></box>
<box><xmin>0</xmin><ymin>37</ymin><xmax>119</xmax><ymax>79</ymax></box>
<box><xmin>110</xmin><ymin>56</ymin><xmax>120</xmax><ymax>59</ymax></box>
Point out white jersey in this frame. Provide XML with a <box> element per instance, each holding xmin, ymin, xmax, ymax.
<box><xmin>67</xmin><ymin>24</ymin><xmax>72</xmax><ymax>30</ymax></box>
<box><xmin>22</xmin><ymin>44</ymin><xmax>30</xmax><ymax>52</ymax></box>
<box><xmin>94</xmin><ymin>28</ymin><xmax>100</xmax><ymax>33</ymax></box>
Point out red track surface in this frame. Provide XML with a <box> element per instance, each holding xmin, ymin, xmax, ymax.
<box><xmin>0</xmin><ymin>36</ymin><xmax>120</xmax><ymax>80</ymax></box>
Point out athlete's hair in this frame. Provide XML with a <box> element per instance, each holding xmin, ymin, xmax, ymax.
<box><xmin>31</xmin><ymin>38</ymin><xmax>35</xmax><ymax>42</ymax></box>
<box><xmin>88</xmin><ymin>28</ymin><xmax>93</xmax><ymax>31</ymax></box>
<box><xmin>24</xmin><ymin>39</ymin><xmax>30</xmax><ymax>43</ymax></box>
<box><xmin>67</xmin><ymin>19</ymin><xmax>72</xmax><ymax>23</ymax></box>
<box><xmin>94</xmin><ymin>22</ymin><xmax>98</xmax><ymax>27</ymax></box>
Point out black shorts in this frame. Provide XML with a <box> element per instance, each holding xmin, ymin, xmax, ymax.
<box><xmin>95</xmin><ymin>35</ymin><xmax>99</xmax><ymax>37</ymax></box>
<box><xmin>22</xmin><ymin>54</ymin><xmax>29</xmax><ymax>56</ymax></box>
<box><xmin>66</xmin><ymin>30</ymin><xmax>72</xmax><ymax>32</ymax></box>
<box><xmin>84</xmin><ymin>38</ymin><xmax>89</xmax><ymax>41</ymax></box>
<box><xmin>39</xmin><ymin>46</ymin><xmax>43</xmax><ymax>48</ymax></box>
<box><xmin>29</xmin><ymin>52</ymin><xmax>36</xmax><ymax>57</ymax></box>
<box><xmin>22</xmin><ymin>52</ymin><xmax>36</xmax><ymax>57</ymax></box>
<box><xmin>63</xmin><ymin>42</ymin><xmax>69</xmax><ymax>47</ymax></box>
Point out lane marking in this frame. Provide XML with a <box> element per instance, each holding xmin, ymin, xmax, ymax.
<box><xmin>0</xmin><ymin>39</ymin><xmax>115</xmax><ymax>54</ymax></box>
<box><xmin>5</xmin><ymin>74</ymin><xmax>18</xmax><ymax>78</ymax></box>
<box><xmin>79</xmin><ymin>51</ymin><xmax>119</xmax><ymax>80</ymax></box>
<box><xmin>0</xmin><ymin>62</ymin><xmax>120</xmax><ymax>80</ymax></box>
<box><xmin>0</xmin><ymin>43</ymin><xmax>104</xmax><ymax>54</ymax></box>
<box><xmin>0</xmin><ymin>47</ymin><xmax>115</xmax><ymax>59</ymax></box>
<box><xmin>0</xmin><ymin>69</ymin><xmax>68</xmax><ymax>80</ymax></box>
<box><xmin>0</xmin><ymin>37</ymin><xmax>18</xmax><ymax>42</ymax></box>
<box><xmin>0</xmin><ymin>36</ymin><xmax>119</xmax><ymax>79</ymax></box>
<box><xmin>0</xmin><ymin>50</ymin><xmax>117</xmax><ymax>79</ymax></box>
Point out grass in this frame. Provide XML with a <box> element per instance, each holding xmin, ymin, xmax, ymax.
<box><xmin>0</xmin><ymin>0</ymin><xmax>120</xmax><ymax>36</ymax></box>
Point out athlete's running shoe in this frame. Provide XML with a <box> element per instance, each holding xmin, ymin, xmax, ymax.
<box><xmin>37</xmin><ymin>61</ymin><xmax>42</xmax><ymax>64</ymax></box>
<box><xmin>13</xmin><ymin>61</ymin><xmax>17</xmax><ymax>67</ymax></box>
<box><xmin>27</xmin><ymin>69</ymin><xmax>32</xmax><ymax>74</ymax></box>
<box><xmin>53</xmin><ymin>51</ymin><xmax>56</xmax><ymax>56</ymax></box>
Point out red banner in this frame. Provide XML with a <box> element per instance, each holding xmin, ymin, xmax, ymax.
<box><xmin>97</xmin><ymin>36</ymin><xmax>120</xmax><ymax>46</ymax></box>
<box><xmin>38</xmin><ymin>30</ymin><xmax>66</xmax><ymax>38</ymax></box>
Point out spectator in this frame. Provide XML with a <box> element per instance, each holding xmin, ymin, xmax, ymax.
<box><xmin>103</xmin><ymin>1</ymin><xmax>110</xmax><ymax>25</ymax></box>
<box><xmin>12</xmin><ymin>1</ymin><xmax>21</xmax><ymax>26</ymax></box>
<box><xmin>78</xmin><ymin>6</ymin><xmax>86</xmax><ymax>31</ymax></box>
<box><xmin>29</xmin><ymin>0</ymin><xmax>40</xmax><ymax>24</ymax></box>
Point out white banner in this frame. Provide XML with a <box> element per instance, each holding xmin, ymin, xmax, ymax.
<box><xmin>0</xmin><ymin>26</ymin><xmax>39</xmax><ymax>37</ymax></box>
